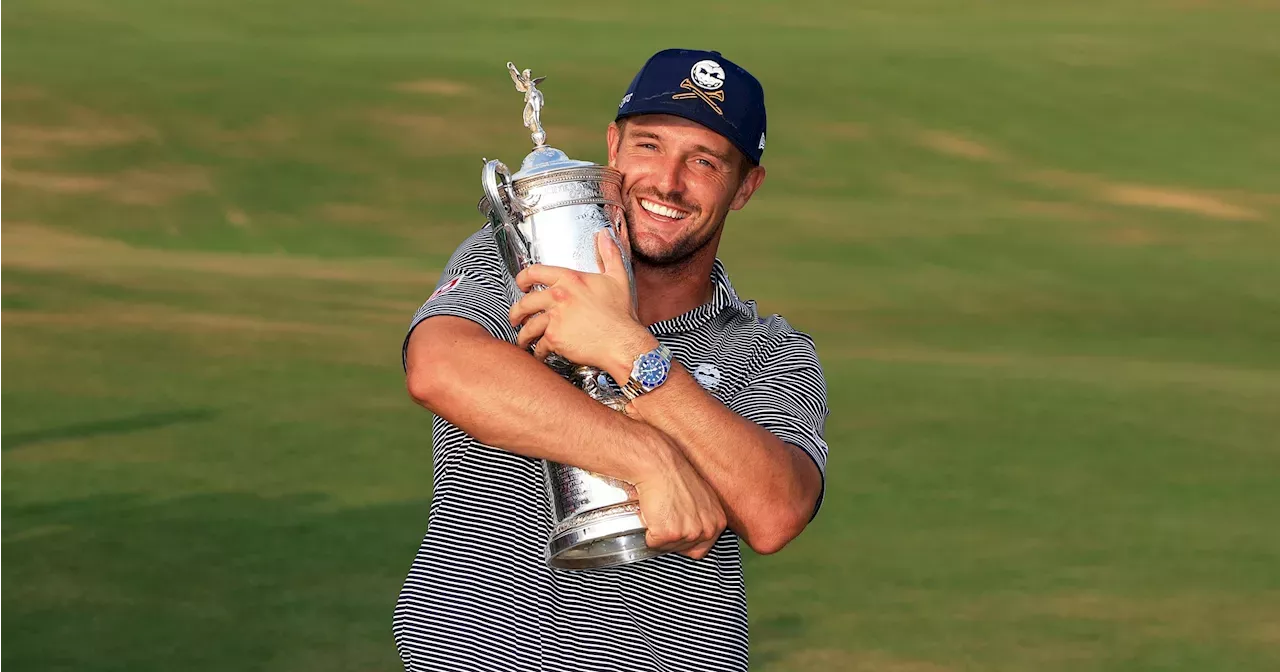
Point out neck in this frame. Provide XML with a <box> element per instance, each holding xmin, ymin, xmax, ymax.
<box><xmin>633</xmin><ymin>245</ymin><xmax>719</xmax><ymax>326</ymax></box>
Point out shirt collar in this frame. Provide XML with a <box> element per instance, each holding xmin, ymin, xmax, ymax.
<box><xmin>648</xmin><ymin>258</ymin><xmax>758</xmax><ymax>335</ymax></box>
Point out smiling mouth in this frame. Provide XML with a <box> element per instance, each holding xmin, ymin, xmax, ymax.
<box><xmin>638</xmin><ymin>197</ymin><xmax>691</xmax><ymax>221</ymax></box>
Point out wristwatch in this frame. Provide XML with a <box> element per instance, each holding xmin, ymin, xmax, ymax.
<box><xmin>621</xmin><ymin>344</ymin><xmax>673</xmax><ymax>401</ymax></box>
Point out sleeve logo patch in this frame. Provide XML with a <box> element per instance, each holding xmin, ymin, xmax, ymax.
<box><xmin>427</xmin><ymin>276</ymin><xmax>462</xmax><ymax>303</ymax></box>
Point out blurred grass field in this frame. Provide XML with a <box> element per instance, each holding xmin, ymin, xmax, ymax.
<box><xmin>4</xmin><ymin>1</ymin><xmax>1280</xmax><ymax>670</ymax></box>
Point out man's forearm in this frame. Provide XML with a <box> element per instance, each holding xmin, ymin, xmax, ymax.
<box><xmin>407</xmin><ymin>314</ymin><xmax>730</xmax><ymax>558</ymax></box>
<box><xmin>405</xmin><ymin>316</ymin><xmax>663</xmax><ymax>484</ymax></box>
<box><xmin>615</xmin><ymin>355</ymin><xmax>823</xmax><ymax>555</ymax></box>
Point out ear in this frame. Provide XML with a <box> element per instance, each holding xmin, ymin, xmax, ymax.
<box><xmin>728</xmin><ymin>164</ymin><xmax>767</xmax><ymax>211</ymax></box>
<box><xmin>606</xmin><ymin>121</ymin><xmax>622</xmax><ymax>168</ymax></box>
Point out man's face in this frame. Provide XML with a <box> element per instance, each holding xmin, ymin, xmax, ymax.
<box><xmin>607</xmin><ymin>114</ymin><xmax>765</xmax><ymax>269</ymax></box>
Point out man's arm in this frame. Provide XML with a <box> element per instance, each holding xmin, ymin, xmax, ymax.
<box><xmin>407</xmin><ymin>314</ymin><xmax>658</xmax><ymax>482</ymax></box>
<box><xmin>614</xmin><ymin>352</ymin><xmax>825</xmax><ymax>555</ymax></box>
<box><xmin>508</xmin><ymin>232</ymin><xmax>828</xmax><ymax>555</ymax></box>
<box><xmin>405</xmin><ymin>314</ymin><xmax>727</xmax><ymax>558</ymax></box>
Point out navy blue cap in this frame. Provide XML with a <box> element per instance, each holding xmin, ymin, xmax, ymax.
<box><xmin>615</xmin><ymin>49</ymin><xmax>767</xmax><ymax>165</ymax></box>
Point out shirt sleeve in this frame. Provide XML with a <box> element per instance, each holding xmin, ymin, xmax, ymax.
<box><xmin>726</xmin><ymin>331</ymin><xmax>830</xmax><ymax>518</ymax></box>
<box><xmin>401</xmin><ymin>225</ymin><xmax>520</xmax><ymax>372</ymax></box>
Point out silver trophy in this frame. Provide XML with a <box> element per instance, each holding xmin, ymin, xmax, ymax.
<box><xmin>479</xmin><ymin>62</ymin><xmax>658</xmax><ymax>570</ymax></box>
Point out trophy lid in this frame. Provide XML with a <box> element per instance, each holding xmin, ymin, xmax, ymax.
<box><xmin>512</xmin><ymin>145</ymin><xmax>595</xmax><ymax>181</ymax></box>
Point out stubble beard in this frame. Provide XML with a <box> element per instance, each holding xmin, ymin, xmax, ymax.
<box><xmin>623</xmin><ymin>193</ymin><xmax>722</xmax><ymax>271</ymax></box>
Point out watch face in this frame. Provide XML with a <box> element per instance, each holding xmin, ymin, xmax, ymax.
<box><xmin>635</xmin><ymin>351</ymin><xmax>670</xmax><ymax>388</ymax></box>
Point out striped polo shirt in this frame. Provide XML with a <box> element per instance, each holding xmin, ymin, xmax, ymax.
<box><xmin>395</xmin><ymin>224</ymin><xmax>830</xmax><ymax>672</ymax></box>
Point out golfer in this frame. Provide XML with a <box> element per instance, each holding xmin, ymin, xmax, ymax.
<box><xmin>398</xmin><ymin>48</ymin><xmax>829</xmax><ymax>672</ymax></box>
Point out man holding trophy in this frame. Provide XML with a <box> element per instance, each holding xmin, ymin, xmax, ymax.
<box><xmin>399</xmin><ymin>49</ymin><xmax>829</xmax><ymax>672</ymax></box>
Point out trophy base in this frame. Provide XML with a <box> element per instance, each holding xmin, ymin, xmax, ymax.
<box><xmin>547</xmin><ymin>503</ymin><xmax>660</xmax><ymax>570</ymax></box>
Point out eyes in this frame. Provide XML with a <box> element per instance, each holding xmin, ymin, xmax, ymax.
<box><xmin>632</xmin><ymin>142</ymin><xmax>722</xmax><ymax>172</ymax></box>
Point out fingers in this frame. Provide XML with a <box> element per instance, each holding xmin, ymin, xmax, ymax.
<box><xmin>647</xmin><ymin>530</ymin><xmax>715</xmax><ymax>557</ymax></box>
<box><xmin>508</xmin><ymin>290</ymin><xmax>557</xmax><ymax>327</ymax></box>
<box><xmin>515</xmin><ymin>312</ymin><xmax>551</xmax><ymax>350</ymax></box>
<box><xmin>643</xmin><ymin>504</ymin><xmax>693</xmax><ymax>552</ymax></box>
<box><xmin>515</xmin><ymin>264</ymin><xmax>568</xmax><ymax>292</ymax></box>
<box><xmin>645</xmin><ymin>529</ymin><xmax>699</xmax><ymax>554</ymax></box>
<box><xmin>679</xmin><ymin>538</ymin><xmax>718</xmax><ymax>561</ymax></box>
<box><xmin>596</xmin><ymin>229</ymin><xmax>628</xmax><ymax>283</ymax></box>
<box><xmin>677</xmin><ymin>510</ymin><xmax>726</xmax><ymax>560</ymax></box>
<box><xmin>643</xmin><ymin>512</ymin><xmax>725</xmax><ymax>558</ymax></box>
<box><xmin>532</xmin><ymin>332</ymin><xmax>556</xmax><ymax>362</ymax></box>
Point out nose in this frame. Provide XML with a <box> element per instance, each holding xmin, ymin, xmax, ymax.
<box><xmin>654</xmin><ymin>155</ymin><xmax>687</xmax><ymax>197</ymax></box>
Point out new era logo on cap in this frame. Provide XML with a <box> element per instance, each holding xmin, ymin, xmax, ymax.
<box><xmin>616</xmin><ymin>49</ymin><xmax>768</xmax><ymax>164</ymax></box>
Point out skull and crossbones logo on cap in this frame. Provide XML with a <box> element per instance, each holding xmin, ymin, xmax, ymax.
<box><xmin>673</xmin><ymin>59</ymin><xmax>727</xmax><ymax>115</ymax></box>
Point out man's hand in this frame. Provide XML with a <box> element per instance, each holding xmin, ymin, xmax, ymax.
<box><xmin>509</xmin><ymin>230</ymin><xmax>657</xmax><ymax>383</ymax></box>
<box><xmin>632</xmin><ymin>432</ymin><xmax>728</xmax><ymax>560</ymax></box>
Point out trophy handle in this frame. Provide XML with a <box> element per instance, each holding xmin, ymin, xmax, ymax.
<box><xmin>482</xmin><ymin>159</ymin><xmax>534</xmax><ymax>264</ymax></box>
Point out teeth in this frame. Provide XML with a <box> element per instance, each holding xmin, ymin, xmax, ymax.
<box><xmin>640</xmin><ymin>199</ymin><xmax>688</xmax><ymax>220</ymax></box>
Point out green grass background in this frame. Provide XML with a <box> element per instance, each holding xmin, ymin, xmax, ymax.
<box><xmin>4</xmin><ymin>1</ymin><xmax>1279</xmax><ymax>670</ymax></box>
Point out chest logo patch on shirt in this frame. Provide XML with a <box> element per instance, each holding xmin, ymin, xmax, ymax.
<box><xmin>427</xmin><ymin>276</ymin><xmax>462</xmax><ymax>303</ymax></box>
<box><xmin>693</xmin><ymin>363</ymin><xmax>722</xmax><ymax>391</ymax></box>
